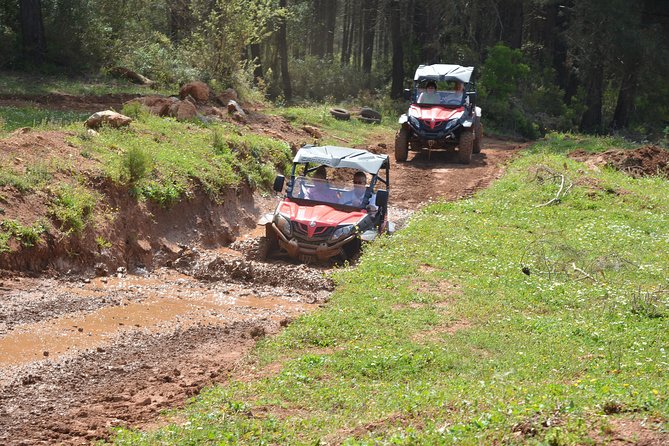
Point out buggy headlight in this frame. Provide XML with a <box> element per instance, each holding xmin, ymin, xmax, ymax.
<box><xmin>331</xmin><ymin>224</ymin><xmax>355</xmax><ymax>241</ymax></box>
<box><xmin>275</xmin><ymin>214</ymin><xmax>292</xmax><ymax>236</ymax></box>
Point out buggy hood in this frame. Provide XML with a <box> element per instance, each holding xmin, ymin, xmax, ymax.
<box><xmin>278</xmin><ymin>201</ymin><xmax>366</xmax><ymax>227</ymax></box>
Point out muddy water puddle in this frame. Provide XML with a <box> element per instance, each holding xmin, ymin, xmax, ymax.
<box><xmin>1</xmin><ymin>275</ymin><xmax>313</xmax><ymax>367</ymax></box>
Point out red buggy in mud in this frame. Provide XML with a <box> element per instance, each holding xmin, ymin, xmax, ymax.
<box><xmin>395</xmin><ymin>64</ymin><xmax>483</xmax><ymax>164</ymax></box>
<box><xmin>262</xmin><ymin>145</ymin><xmax>390</xmax><ymax>263</ymax></box>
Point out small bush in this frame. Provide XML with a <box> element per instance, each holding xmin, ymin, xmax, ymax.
<box><xmin>96</xmin><ymin>236</ymin><xmax>112</xmax><ymax>249</ymax></box>
<box><xmin>48</xmin><ymin>184</ymin><xmax>97</xmax><ymax>234</ymax></box>
<box><xmin>122</xmin><ymin>101</ymin><xmax>151</xmax><ymax>121</ymax></box>
<box><xmin>121</xmin><ymin>145</ymin><xmax>152</xmax><ymax>184</ymax></box>
<box><xmin>630</xmin><ymin>287</ymin><xmax>667</xmax><ymax>319</ymax></box>
<box><xmin>138</xmin><ymin>180</ymin><xmax>186</xmax><ymax>207</ymax></box>
<box><xmin>0</xmin><ymin>219</ymin><xmax>46</xmax><ymax>250</ymax></box>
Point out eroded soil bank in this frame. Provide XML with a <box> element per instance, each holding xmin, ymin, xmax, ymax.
<box><xmin>0</xmin><ymin>130</ymin><xmax>524</xmax><ymax>444</ymax></box>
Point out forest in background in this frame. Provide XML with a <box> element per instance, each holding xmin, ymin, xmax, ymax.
<box><xmin>1</xmin><ymin>0</ymin><xmax>668</xmax><ymax>139</ymax></box>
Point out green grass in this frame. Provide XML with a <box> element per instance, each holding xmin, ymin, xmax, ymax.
<box><xmin>69</xmin><ymin>115</ymin><xmax>294</xmax><ymax>204</ymax></box>
<box><xmin>267</xmin><ymin>104</ymin><xmax>397</xmax><ymax>147</ymax></box>
<box><xmin>0</xmin><ymin>70</ymin><xmax>166</xmax><ymax>96</ymax></box>
<box><xmin>109</xmin><ymin>134</ymin><xmax>669</xmax><ymax>445</ymax></box>
<box><xmin>0</xmin><ymin>106</ymin><xmax>89</xmax><ymax>133</ymax></box>
<box><xmin>48</xmin><ymin>183</ymin><xmax>98</xmax><ymax>234</ymax></box>
<box><xmin>0</xmin><ymin>161</ymin><xmax>52</xmax><ymax>191</ymax></box>
<box><xmin>0</xmin><ymin>219</ymin><xmax>47</xmax><ymax>252</ymax></box>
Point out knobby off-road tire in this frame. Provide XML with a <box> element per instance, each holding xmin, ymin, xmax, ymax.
<box><xmin>260</xmin><ymin>223</ymin><xmax>279</xmax><ymax>259</ymax></box>
<box><xmin>329</xmin><ymin>108</ymin><xmax>351</xmax><ymax>120</ymax></box>
<box><xmin>473</xmin><ymin>118</ymin><xmax>483</xmax><ymax>154</ymax></box>
<box><xmin>458</xmin><ymin>128</ymin><xmax>474</xmax><ymax>164</ymax></box>
<box><xmin>394</xmin><ymin>127</ymin><xmax>409</xmax><ymax>162</ymax></box>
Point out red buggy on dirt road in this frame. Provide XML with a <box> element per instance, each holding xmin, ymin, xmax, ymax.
<box><xmin>262</xmin><ymin>145</ymin><xmax>390</xmax><ymax>263</ymax></box>
<box><xmin>395</xmin><ymin>64</ymin><xmax>483</xmax><ymax>164</ymax></box>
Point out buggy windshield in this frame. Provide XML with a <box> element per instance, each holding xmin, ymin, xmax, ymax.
<box><xmin>416</xmin><ymin>79</ymin><xmax>465</xmax><ymax>106</ymax></box>
<box><xmin>289</xmin><ymin>176</ymin><xmax>373</xmax><ymax>208</ymax></box>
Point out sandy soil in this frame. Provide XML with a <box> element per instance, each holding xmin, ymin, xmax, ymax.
<box><xmin>0</xmin><ymin>99</ymin><xmax>529</xmax><ymax>444</ymax></box>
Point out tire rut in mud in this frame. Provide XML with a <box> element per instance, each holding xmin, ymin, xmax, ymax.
<box><xmin>0</xmin><ymin>235</ymin><xmax>333</xmax><ymax>445</ymax></box>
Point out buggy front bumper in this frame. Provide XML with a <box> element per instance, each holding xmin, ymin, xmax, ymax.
<box><xmin>270</xmin><ymin>223</ymin><xmax>356</xmax><ymax>260</ymax></box>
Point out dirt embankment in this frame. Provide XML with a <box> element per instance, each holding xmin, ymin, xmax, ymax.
<box><xmin>0</xmin><ymin>99</ymin><xmax>527</xmax><ymax>444</ymax></box>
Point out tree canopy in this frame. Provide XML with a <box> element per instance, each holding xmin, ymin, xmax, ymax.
<box><xmin>1</xmin><ymin>0</ymin><xmax>668</xmax><ymax>138</ymax></box>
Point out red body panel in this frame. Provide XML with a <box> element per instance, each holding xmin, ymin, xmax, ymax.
<box><xmin>409</xmin><ymin>104</ymin><xmax>464</xmax><ymax>129</ymax></box>
<box><xmin>279</xmin><ymin>200</ymin><xmax>364</xmax><ymax>232</ymax></box>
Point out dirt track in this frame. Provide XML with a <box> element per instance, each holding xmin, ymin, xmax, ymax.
<box><xmin>0</xmin><ymin>131</ymin><xmax>522</xmax><ymax>444</ymax></box>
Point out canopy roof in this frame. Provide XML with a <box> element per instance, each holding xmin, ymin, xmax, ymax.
<box><xmin>413</xmin><ymin>64</ymin><xmax>474</xmax><ymax>83</ymax></box>
<box><xmin>293</xmin><ymin>145</ymin><xmax>389</xmax><ymax>174</ymax></box>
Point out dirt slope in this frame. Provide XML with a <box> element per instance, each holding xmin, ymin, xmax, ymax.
<box><xmin>0</xmin><ymin>108</ymin><xmax>523</xmax><ymax>444</ymax></box>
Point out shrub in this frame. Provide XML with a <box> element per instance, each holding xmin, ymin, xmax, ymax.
<box><xmin>121</xmin><ymin>145</ymin><xmax>152</xmax><ymax>184</ymax></box>
<box><xmin>0</xmin><ymin>219</ymin><xmax>46</xmax><ymax>250</ymax></box>
<box><xmin>121</xmin><ymin>101</ymin><xmax>151</xmax><ymax>121</ymax></box>
<box><xmin>48</xmin><ymin>184</ymin><xmax>97</xmax><ymax>234</ymax></box>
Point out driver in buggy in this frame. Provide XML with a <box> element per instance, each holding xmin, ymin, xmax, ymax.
<box><xmin>306</xmin><ymin>166</ymin><xmax>339</xmax><ymax>203</ymax></box>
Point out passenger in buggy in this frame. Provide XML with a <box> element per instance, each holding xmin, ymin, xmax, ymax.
<box><xmin>306</xmin><ymin>166</ymin><xmax>338</xmax><ymax>203</ymax></box>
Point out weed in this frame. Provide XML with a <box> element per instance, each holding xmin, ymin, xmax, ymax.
<box><xmin>48</xmin><ymin>183</ymin><xmax>97</xmax><ymax>233</ymax></box>
<box><xmin>629</xmin><ymin>287</ymin><xmax>667</xmax><ymax>318</ymax></box>
<box><xmin>0</xmin><ymin>219</ymin><xmax>46</xmax><ymax>251</ymax></box>
<box><xmin>121</xmin><ymin>101</ymin><xmax>150</xmax><ymax>121</ymax></box>
<box><xmin>96</xmin><ymin>236</ymin><xmax>112</xmax><ymax>249</ymax></box>
<box><xmin>121</xmin><ymin>145</ymin><xmax>152</xmax><ymax>184</ymax></box>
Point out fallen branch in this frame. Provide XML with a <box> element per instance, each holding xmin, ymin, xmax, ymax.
<box><xmin>331</xmin><ymin>135</ymin><xmax>350</xmax><ymax>143</ymax></box>
<box><xmin>571</xmin><ymin>262</ymin><xmax>598</xmax><ymax>283</ymax></box>
<box><xmin>533</xmin><ymin>165</ymin><xmax>573</xmax><ymax>207</ymax></box>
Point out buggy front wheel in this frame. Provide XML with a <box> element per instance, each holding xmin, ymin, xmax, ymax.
<box><xmin>394</xmin><ymin>127</ymin><xmax>409</xmax><ymax>162</ymax></box>
<box><xmin>458</xmin><ymin>129</ymin><xmax>474</xmax><ymax>164</ymax></box>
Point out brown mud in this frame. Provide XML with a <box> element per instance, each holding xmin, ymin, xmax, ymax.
<box><xmin>0</xmin><ymin>99</ymin><xmax>525</xmax><ymax>444</ymax></box>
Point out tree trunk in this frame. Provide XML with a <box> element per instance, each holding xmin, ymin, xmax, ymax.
<box><xmin>500</xmin><ymin>0</ymin><xmax>524</xmax><ymax>49</ymax></box>
<box><xmin>325</xmin><ymin>0</ymin><xmax>337</xmax><ymax>58</ymax></box>
<box><xmin>250</xmin><ymin>43</ymin><xmax>264</xmax><ymax>82</ymax></box>
<box><xmin>341</xmin><ymin>0</ymin><xmax>351</xmax><ymax>65</ymax></box>
<box><xmin>167</xmin><ymin>0</ymin><xmax>192</xmax><ymax>43</ymax></box>
<box><xmin>311</xmin><ymin>0</ymin><xmax>326</xmax><ymax>57</ymax></box>
<box><xmin>390</xmin><ymin>0</ymin><xmax>404</xmax><ymax>99</ymax></box>
<box><xmin>19</xmin><ymin>0</ymin><xmax>46</xmax><ymax>65</ymax></box>
<box><xmin>609</xmin><ymin>65</ymin><xmax>638</xmax><ymax>130</ymax></box>
<box><xmin>361</xmin><ymin>0</ymin><xmax>378</xmax><ymax>73</ymax></box>
<box><xmin>579</xmin><ymin>62</ymin><xmax>604</xmax><ymax>133</ymax></box>
<box><xmin>278</xmin><ymin>0</ymin><xmax>292</xmax><ymax>102</ymax></box>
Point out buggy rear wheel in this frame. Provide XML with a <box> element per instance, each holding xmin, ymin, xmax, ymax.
<box><xmin>473</xmin><ymin>118</ymin><xmax>483</xmax><ymax>154</ymax></box>
<box><xmin>394</xmin><ymin>127</ymin><xmax>409</xmax><ymax>162</ymax></box>
<box><xmin>458</xmin><ymin>129</ymin><xmax>474</xmax><ymax>164</ymax></box>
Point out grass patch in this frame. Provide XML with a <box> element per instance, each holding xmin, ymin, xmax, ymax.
<box><xmin>48</xmin><ymin>183</ymin><xmax>98</xmax><ymax>234</ymax></box>
<box><xmin>71</xmin><ymin>115</ymin><xmax>293</xmax><ymax>204</ymax></box>
<box><xmin>0</xmin><ymin>106</ymin><xmax>89</xmax><ymax>132</ymax></box>
<box><xmin>0</xmin><ymin>219</ymin><xmax>47</xmax><ymax>252</ymax></box>
<box><xmin>0</xmin><ymin>70</ymin><xmax>167</xmax><ymax>96</ymax></box>
<box><xmin>0</xmin><ymin>161</ymin><xmax>52</xmax><ymax>191</ymax></box>
<box><xmin>267</xmin><ymin>104</ymin><xmax>396</xmax><ymax>147</ymax></box>
<box><xmin>109</xmin><ymin>134</ymin><xmax>669</xmax><ymax>444</ymax></box>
